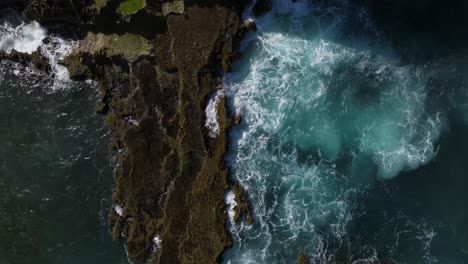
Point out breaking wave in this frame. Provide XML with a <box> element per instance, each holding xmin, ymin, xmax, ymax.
<box><xmin>205</xmin><ymin>90</ymin><xmax>226</xmax><ymax>138</ymax></box>
<box><xmin>0</xmin><ymin>20</ymin><xmax>45</xmax><ymax>54</ymax></box>
<box><xmin>223</xmin><ymin>0</ymin><xmax>468</xmax><ymax>263</ymax></box>
<box><xmin>0</xmin><ymin>10</ymin><xmax>78</xmax><ymax>91</ymax></box>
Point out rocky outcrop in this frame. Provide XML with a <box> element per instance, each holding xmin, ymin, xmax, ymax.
<box><xmin>231</xmin><ymin>184</ymin><xmax>253</xmax><ymax>225</ymax></box>
<box><xmin>0</xmin><ymin>50</ymin><xmax>50</xmax><ymax>73</ymax></box>
<box><xmin>68</xmin><ymin>6</ymin><xmax>251</xmax><ymax>264</ymax></box>
<box><xmin>2</xmin><ymin>0</ymin><xmax>252</xmax><ymax>263</ymax></box>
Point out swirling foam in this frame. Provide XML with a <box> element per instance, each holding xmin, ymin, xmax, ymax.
<box><xmin>223</xmin><ymin>0</ymin><xmax>448</xmax><ymax>262</ymax></box>
<box><xmin>40</xmin><ymin>36</ymin><xmax>78</xmax><ymax>90</ymax></box>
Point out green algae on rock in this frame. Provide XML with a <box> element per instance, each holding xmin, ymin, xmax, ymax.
<box><xmin>117</xmin><ymin>0</ymin><xmax>146</xmax><ymax>16</ymax></box>
<box><xmin>117</xmin><ymin>0</ymin><xmax>146</xmax><ymax>15</ymax></box>
<box><xmin>72</xmin><ymin>32</ymin><xmax>153</xmax><ymax>62</ymax></box>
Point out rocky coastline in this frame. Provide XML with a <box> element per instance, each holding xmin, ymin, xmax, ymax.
<box><xmin>1</xmin><ymin>0</ymin><xmax>252</xmax><ymax>263</ymax></box>
<box><xmin>6</xmin><ymin>0</ymin><xmax>466</xmax><ymax>263</ymax></box>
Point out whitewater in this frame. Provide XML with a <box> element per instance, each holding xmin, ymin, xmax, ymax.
<box><xmin>223</xmin><ymin>0</ymin><xmax>468</xmax><ymax>263</ymax></box>
<box><xmin>0</xmin><ymin>10</ymin><xmax>78</xmax><ymax>91</ymax></box>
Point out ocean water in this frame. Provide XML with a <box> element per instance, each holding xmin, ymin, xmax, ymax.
<box><xmin>223</xmin><ymin>0</ymin><xmax>468</xmax><ymax>263</ymax></box>
<box><xmin>0</xmin><ymin>12</ymin><xmax>127</xmax><ymax>263</ymax></box>
<box><xmin>3</xmin><ymin>2</ymin><xmax>468</xmax><ymax>263</ymax></box>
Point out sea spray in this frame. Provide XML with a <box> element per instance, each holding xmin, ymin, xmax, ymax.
<box><xmin>0</xmin><ymin>20</ymin><xmax>46</xmax><ymax>54</ymax></box>
<box><xmin>0</xmin><ymin>12</ymin><xmax>78</xmax><ymax>91</ymax></box>
<box><xmin>225</xmin><ymin>190</ymin><xmax>238</xmax><ymax>223</ymax></box>
<box><xmin>40</xmin><ymin>36</ymin><xmax>78</xmax><ymax>90</ymax></box>
<box><xmin>205</xmin><ymin>89</ymin><xmax>226</xmax><ymax>138</ymax></box>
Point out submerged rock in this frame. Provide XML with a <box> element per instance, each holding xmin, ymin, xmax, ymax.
<box><xmin>297</xmin><ymin>254</ymin><xmax>307</xmax><ymax>264</ymax></box>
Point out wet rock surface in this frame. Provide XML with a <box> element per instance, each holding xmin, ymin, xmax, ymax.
<box><xmin>0</xmin><ymin>50</ymin><xmax>50</xmax><ymax>72</ymax></box>
<box><xmin>231</xmin><ymin>184</ymin><xmax>253</xmax><ymax>225</ymax></box>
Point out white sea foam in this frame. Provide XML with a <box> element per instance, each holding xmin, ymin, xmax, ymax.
<box><xmin>222</xmin><ymin>0</ymin><xmax>445</xmax><ymax>262</ymax></box>
<box><xmin>40</xmin><ymin>36</ymin><xmax>78</xmax><ymax>90</ymax></box>
<box><xmin>152</xmin><ymin>235</ymin><xmax>162</xmax><ymax>253</ymax></box>
<box><xmin>114</xmin><ymin>204</ymin><xmax>124</xmax><ymax>216</ymax></box>
<box><xmin>205</xmin><ymin>90</ymin><xmax>225</xmax><ymax>138</ymax></box>
<box><xmin>0</xmin><ymin>14</ymin><xmax>78</xmax><ymax>91</ymax></box>
<box><xmin>232</xmin><ymin>32</ymin><xmax>443</xmax><ymax>180</ymax></box>
<box><xmin>0</xmin><ymin>21</ymin><xmax>46</xmax><ymax>54</ymax></box>
<box><xmin>225</xmin><ymin>190</ymin><xmax>238</xmax><ymax>223</ymax></box>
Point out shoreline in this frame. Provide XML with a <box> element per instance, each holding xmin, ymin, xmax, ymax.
<box><xmin>1</xmin><ymin>1</ymin><xmax>253</xmax><ymax>263</ymax></box>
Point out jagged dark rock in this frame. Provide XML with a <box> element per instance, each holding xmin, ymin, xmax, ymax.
<box><xmin>231</xmin><ymin>184</ymin><xmax>253</xmax><ymax>225</ymax></box>
<box><xmin>0</xmin><ymin>50</ymin><xmax>50</xmax><ymax>73</ymax></box>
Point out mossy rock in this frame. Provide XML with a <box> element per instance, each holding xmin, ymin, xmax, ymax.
<box><xmin>76</xmin><ymin>33</ymin><xmax>152</xmax><ymax>62</ymax></box>
<box><xmin>61</xmin><ymin>53</ymin><xmax>89</xmax><ymax>78</ymax></box>
<box><xmin>117</xmin><ymin>0</ymin><xmax>146</xmax><ymax>15</ymax></box>
<box><xmin>63</xmin><ymin>5</ymin><xmax>250</xmax><ymax>263</ymax></box>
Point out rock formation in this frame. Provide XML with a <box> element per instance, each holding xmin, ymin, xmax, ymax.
<box><xmin>1</xmin><ymin>0</ymin><xmax>252</xmax><ymax>263</ymax></box>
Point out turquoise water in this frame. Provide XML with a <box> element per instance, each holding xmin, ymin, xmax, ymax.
<box><xmin>224</xmin><ymin>0</ymin><xmax>468</xmax><ymax>263</ymax></box>
<box><xmin>0</xmin><ymin>60</ymin><xmax>127</xmax><ymax>262</ymax></box>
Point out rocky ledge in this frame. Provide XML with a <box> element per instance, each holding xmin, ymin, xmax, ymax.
<box><xmin>1</xmin><ymin>0</ymin><xmax>253</xmax><ymax>263</ymax></box>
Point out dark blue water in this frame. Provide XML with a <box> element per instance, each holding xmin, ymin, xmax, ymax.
<box><xmin>0</xmin><ymin>59</ymin><xmax>127</xmax><ymax>263</ymax></box>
